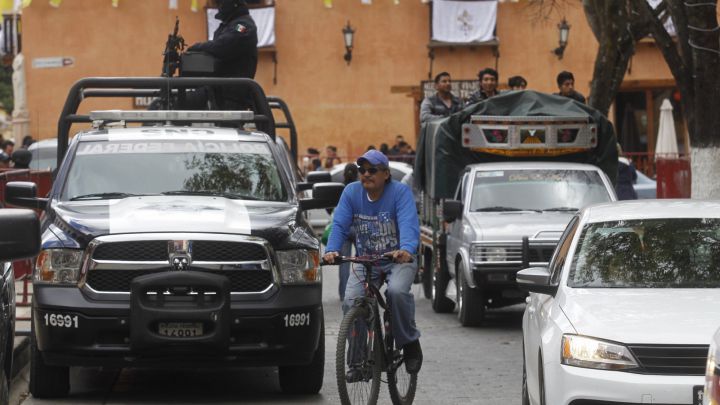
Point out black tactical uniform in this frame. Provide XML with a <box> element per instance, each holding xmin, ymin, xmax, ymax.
<box><xmin>186</xmin><ymin>0</ymin><xmax>258</xmax><ymax>109</ymax></box>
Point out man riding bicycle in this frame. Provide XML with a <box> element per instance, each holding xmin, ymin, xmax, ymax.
<box><xmin>323</xmin><ymin>150</ymin><xmax>423</xmax><ymax>377</ymax></box>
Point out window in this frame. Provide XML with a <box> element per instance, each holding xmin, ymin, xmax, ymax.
<box><xmin>549</xmin><ymin>216</ymin><xmax>579</xmax><ymax>285</ymax></box>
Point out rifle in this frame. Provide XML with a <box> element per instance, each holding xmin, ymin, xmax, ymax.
<box><xmin>162</xmin><ymin>17</ymin><xmax>185</xmax><ymax>78</ymax></box>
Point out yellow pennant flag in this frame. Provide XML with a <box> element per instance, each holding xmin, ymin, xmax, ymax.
<box><xmin>0</xmin><ymin>0</ymin><xmax>13</xmax><ymax>12</ymax></box>
<box><xmin>111</xmin><ymin>0</ymin><xmax>118</xmax><ymax>7</ymax></box>
<box><xmin>191</xmin><ymin>0</ymin><xmax>198</xmax><ymax>12</ymax></box>
<box><xmin>323</xmin><ymin>0</ymin><xmax>332</xmax><ymax>8</ymax></box>
<box><xmin>49</xmin><ymin>0</ymin><xmax>60</xmax><ymax>7</ymax></box>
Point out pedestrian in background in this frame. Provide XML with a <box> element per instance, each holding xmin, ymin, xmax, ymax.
<box><xmin>389</xmin><ymin>135</ymin><xmax>404</xmax><ymax>156</ymax></box>
<box><xmin>554</xmin><ymin>71</ymin><xmax>586</xmax><ymax>103</ymax></box>
<box><xmin>380</xmin><ymin>143</ymin><xmax>390</xmax><ymax>156</ymax></box>
<box><xmin>324</xmin><ymin>145</ymin><xmax>341</xmax><ymax>169</ymax></box>
<box><xmin>508</xmin><ymin>75</ymin><xmax>527</xmax><ymax>90</ymax></box>
<box><xmin>338</xmin><ymin>163</ymin><xmax>359</xmax><ymax>301</ymax></box>
<box><xmin>616</xmin><ymin>144</ymin><xmax>638</xmax><ymax>200</ymax></box>
<box><xmin>466</xmin><ymin>67</ymin><xmax>501</xmax><ymax>104</ymax></box>
<box><xmin>420</xmin><ymin>71</ymin><xmax>463</xmax><ymax>123</ymax></box>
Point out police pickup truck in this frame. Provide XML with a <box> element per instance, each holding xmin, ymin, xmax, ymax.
<box><xmin>5</xmin><ymin>77</ymin><xmax>341</xmax><ymax>398</ymax></box>
<box><xmin>415</xmin><ymin>91</ymin><xmax>618</xmax><ymax>326</ymax></box>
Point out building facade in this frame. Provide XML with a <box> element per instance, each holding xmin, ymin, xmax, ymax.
<box><xmin>20</xmin><ymin>0</ymin><xmax>677</xmax><ymax>162</ymax></box>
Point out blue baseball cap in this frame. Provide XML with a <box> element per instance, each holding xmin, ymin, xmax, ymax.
<box><xmin>356</xmin><ymin>149</ymin><xmax>389</xmax><ymax>167</ymax></box>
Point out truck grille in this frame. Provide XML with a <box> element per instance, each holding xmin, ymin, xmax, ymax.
<box><xmin>92</xmin><ymin>241</ymin><xmax>267</xmax><ymax>262</ymax></box>
<box><xmin>86</xmin><ymin>270</ymin><xmax>273</xmax><ymax>293</ymax></box>
<box><xmin>627</xmin><ymin>344</ymin><xmax>708</xmax><ymax>375</ymax></box>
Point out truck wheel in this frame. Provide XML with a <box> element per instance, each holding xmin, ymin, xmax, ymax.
<box><xmin>279</xmin><ymin>324</ymin><xmax>325</xmax><ymax>395</ymax></box>
<box><xmin>456</xmin><ymin>262</ymin><xmax>485</xmax><ymax>326</ymax></box>
<box><xmin>0</xmin><ymin>367</ymin><xmax>8</xmax><ymax>405</ymax></box>
<box><xmin>431</xmin><ymin>264</ymin><xmax>455</xmax><ymax>313</ymax></box>
<box><xmin>421</xmin><ymin>250</ymin><xmax>432</xmax><ymax>299</ymax></box>
<box><xmin>29</xmin><ymin>323</ymin><xmax>70</xmax><ymax>398</ymax></box>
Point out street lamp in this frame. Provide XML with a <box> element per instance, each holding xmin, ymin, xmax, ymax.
<box><xmin>553</xmin><ymin>18</ymin><xmax>570</xmax><ymax>59</ymax></box>
<box><xmin>342</xmin><ymin>21</ymin><xmax>355</xmax><ymax>65</ymax></box>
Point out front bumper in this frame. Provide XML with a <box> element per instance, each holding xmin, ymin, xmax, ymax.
<box><xmin>545</xmin><ymin>361</ymin><xmax>703</xmax><ymax>405</ymax></box>
<box><xmin>33</xmin><ymin>276</ymin><xmax>323</xmax><ymax>368</ymax></box>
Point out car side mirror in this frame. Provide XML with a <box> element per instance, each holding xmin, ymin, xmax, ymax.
<box><xmin>306</xmin><ymin>171</ymin><xmax>332</xmax><ymax>184</ymax></box>
<box><xmin>443</xmin><ymin>199</ymin><xmax>463</xmax><ymax>223</ymax></box>
<box><xmin>295</xmin><ymin>182</ymin><xmax>313</xmax><ymax>192</ymax></box>
<box><xmin>0</xmin><ymin>209</ymin><xmax>41</xmax><ymax>261</ymax></box>
<box><xmin>517</xmin><ymin>266</ymin><xmax>558</xmax><ymax>296</ymax></box>
<box><xmin>299</xmin><ymin>182</ymin><xmax>344</xmax><ymax>210</ymax></box>
<box><xmin>6</xmin><ymin>181</ymin><xmax>48</xmax><ymax>210</ymax></box>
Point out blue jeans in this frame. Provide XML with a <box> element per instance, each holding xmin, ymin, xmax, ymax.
<box><xmin>342</xmin><ymin>261</ymin><xmax>420</xmax><ymax>348</ymax></box>
<box><xmin>339</xmin><ymin>240</ymin><xmax>353</xmax><ymax>301</ymax></box>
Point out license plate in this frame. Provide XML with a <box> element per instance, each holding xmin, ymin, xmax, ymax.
<box><xmin>158</xmin><ymin>322</ymin><xmax>203</xmax><ymax>337</ymax></box>
<box><xmin>693</xmin><ymin>385</ymin><xmax>704</xmax><ymax>405</ymax></box>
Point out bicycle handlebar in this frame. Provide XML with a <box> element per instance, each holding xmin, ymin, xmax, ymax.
<box><xmin>320</xmin><ymin>253</ymin><xmax>413</xmax><ymax>266</ymax></box>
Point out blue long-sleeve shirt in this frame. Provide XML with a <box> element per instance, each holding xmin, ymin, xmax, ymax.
<box><xmin>326</xmin><ymin>180</ymin><xmax>419</xmax><ymax>256</ymax></box>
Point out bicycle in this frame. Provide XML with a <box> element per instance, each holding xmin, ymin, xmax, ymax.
<box><xmin>322</xmin><ymin>254</ymin><xmax>418</xmax><ymax>405</ymax></box>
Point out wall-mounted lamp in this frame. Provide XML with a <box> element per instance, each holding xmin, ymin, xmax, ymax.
<box><xmin>342</xmin><ymin>21</ymin><xmax>355</xmax><ymax>65</ymax></box>
<box><xmin>553</xmin><ymin>18</ymin><xmax>571</xmax><ymax>59</ymax></box>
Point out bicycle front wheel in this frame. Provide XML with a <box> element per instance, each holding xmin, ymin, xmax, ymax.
<box><xmin>336</xmin><ymin>305</ymin><xmax>382</xmax><ymax>405</ymax></box>
<box><xmin>387</xmin><ymin>349</ymin><xmax>418</xmax><ymax>405</ymax></box>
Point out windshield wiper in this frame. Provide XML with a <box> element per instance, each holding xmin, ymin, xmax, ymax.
<box><xmin>542</xmin><ymin>207</ymin><xmax>579</xmax><ymax>212</ymax></box>
<box><xmin>161</xmin><ymin>190</ymin><xmax>259</xmax><ymax>200</ymax></box>
<box><xmin>473</xmin><ymin>206</ymin><xmax>529</xmax><ymax>212</ymax></box>
<box><xmin>70</xmin><ymin>192</ymin><xmax>145</xmax><ymax>201</ymax></box>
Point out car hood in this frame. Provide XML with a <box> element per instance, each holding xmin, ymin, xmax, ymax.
<box><xmin>48</xmin><ymin>196</ymin><xmax>315</xmax><ymax>249</ymax></box>
<box><xmin>560</xmin><ymin>288</ymin><xmax>720</xmax><ymax>344</ymax></box>
<box><xmin>466</xmin><ymin>212</ymin><xmax>572</xmax><ymax>240</ymax></box>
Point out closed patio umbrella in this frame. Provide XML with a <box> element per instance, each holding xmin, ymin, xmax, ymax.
<box><xmin>655</xmin><ymin>98</ymin><xmax>679</xmax><ymax>159</ymax></box>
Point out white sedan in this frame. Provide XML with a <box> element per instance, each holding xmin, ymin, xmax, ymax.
<box><xmin>519</xmin><ymin>200</ymin><xmax>720</xmax><ymax>405</ymax></box>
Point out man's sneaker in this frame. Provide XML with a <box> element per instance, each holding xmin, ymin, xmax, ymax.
<box><xmin>403</xmin><ymin>339</ymin><xmax>423</xmax><ymax>374</ymax></box>
<box><xmin>346</xmin><ymin>366</ymin><xmax>364</xmax><ymax>383</ymax></box>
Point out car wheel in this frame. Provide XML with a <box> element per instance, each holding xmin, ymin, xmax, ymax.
<box><xmin>279</xmin><ymin>323</ymin><xmax>325</xmax><ymax>394</ymax></box>
<box><xmin>0</xmin><ymin>367</ymin><xmax>8</xmax><ymax>405</ymax></box>
<box><xmin>431</xmin><ymin>261</ymin><xmax>455</xmax><ymax>313</ymax></box>
<box><xmin>29</xmin><ymin>322</ymin><xmax>70</xmax><ymax>398</ymax></box>
<box><xmin>456</xmin><ymin>262</ymin><xmax>485</xmax><ymax>326</ymax></box>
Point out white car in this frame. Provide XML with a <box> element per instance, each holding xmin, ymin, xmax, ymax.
<box><xmin>705</xmin><ymin>328</ymin><xmax>720</xmax><ymax>404</ymax></box>
<box><xmin>519</xmin><ymin>200</ymin><xmax>720</xmax><ymax>405</ymax></box>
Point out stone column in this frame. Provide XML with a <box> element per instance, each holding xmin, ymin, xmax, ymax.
<box><xmin>11</xmin><ymin>52</ymin><xmax>29</xmax><ymax>145</ymax></box>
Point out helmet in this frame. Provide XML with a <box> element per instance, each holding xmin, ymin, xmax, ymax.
<box><xmin>216</xmin><ymin>0</ymin><xmax>247</xmax><ymax>20</ymax></box>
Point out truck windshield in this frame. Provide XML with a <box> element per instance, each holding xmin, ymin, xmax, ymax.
<box><xmin>569</xmin><ymin>218</ymin><xmax>720</xmax><ymax>288</ymax></box>
<box><xmin>62</xmin><ymin>140</ymin><xmax>287</xmax><ymax>202</ymax></box>
<box><xmin>469</xmin><ymin>169</ymin><xmax>611</xmax><ymax>212</ymax></box>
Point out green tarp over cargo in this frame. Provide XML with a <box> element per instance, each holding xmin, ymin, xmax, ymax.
<box><xmin>414</xmin><ymin>90</ymin><xmax>618</xmax><ymax>200</ymax></box>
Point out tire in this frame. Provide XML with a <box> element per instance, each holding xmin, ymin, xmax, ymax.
<box><xmin>387</xmin><ymin>342</ymin><xmax>417</xmax><ymax>405</ymax></box>
<box><xmin>29</xmin><ymin>321</ymin><xmax>70</xmax><ymax>399</ymax></box>
<box><xmin>431</xmin><ymin>258</ymin><xmax>454</xmax><ymax>313</ymax></box>
<box><xmin>336</xmin><ymin>305</ymin><xmax>381</xmax><ymax>405</ymax></box>
<box><xmin>0</xmin><ymin>367</ymin><xmax>8</xmax><ymax>405</ymax></box>
<box><xmin>456</xmin><ymin>262</ymin><xmax>485</xmax><ymax>326</ymax></box>
<box><xmin>521</xmin><ymin>344</ymin><xmax>530</xmax><ymax>405</ymax></box>
<box><xmin>279</xmin><ymin>322</ymin><xmax>325</xmax><ymax>394</ymax></box>
<box><xmin>421</xmin><ymin>250</ymin><xmax>432</xmax><ymax>299</ymax></box>
<box><xmin>538</xmin><ymin>353</ymin><xmax>546</xmax><ymax>405</ymax></box>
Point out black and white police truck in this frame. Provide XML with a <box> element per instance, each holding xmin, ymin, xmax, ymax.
<box><xmin>5</xmin><ymin>77</ymin><xmax>341</xmax><ymax>398</ymax></box>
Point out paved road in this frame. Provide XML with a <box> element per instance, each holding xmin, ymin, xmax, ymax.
<box><xmin>17</xmin><ymin>266</ymin><xmax>523</xmax><ymax>405</ymax></box>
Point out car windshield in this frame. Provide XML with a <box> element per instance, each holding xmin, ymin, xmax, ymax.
<box><xmin>62</xmin><ymin>140</ymin><xmax>286</xmax><ymax>202</ymax></box>
<box><xmin>568</xmin><ymin>218</ymin><xmax>720</xmax><ymax>288</ymax></box>
<box><xmin>469</xmin><ymin>170</ymin><xmax>612</xmax><ymax>212</ymax></box>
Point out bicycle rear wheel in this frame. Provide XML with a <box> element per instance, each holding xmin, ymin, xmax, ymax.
<box><xmin>336</xmin><ymin>305</ymin><xmax>382</xmax><ymax>405</ymax></box>
<box><xmin>387</xmin><ymin>343</ymin><xmax>418</xmax><ymax>405</ymax></box>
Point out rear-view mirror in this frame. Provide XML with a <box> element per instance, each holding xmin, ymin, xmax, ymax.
<box><xmin>0</xmin><ymin>209</ymin><xmax>40</xmax><ymax>261</ymax></box>
<box><xmin>306</xmin><ymin>171</ymin><xmax>331</xmax><ymax>184</ymax></box>
<box><xmin>299</xmin><ymin>182</ymin><xmax>344</xmax><ymax>210</ymax></box>
<box><xmin>6</xmin><ymin>181</ymin><xmax>47</xmax><ymax>210</ymax></box>
<box><xmin>517</xmin><ymin>266</ymin><xmax>558</xmax><ymax>296</ymax></box>
<box><xmin>443</xmin><ymin>200</ymin><xmax>463</xmax><ymax>223</ymax></box>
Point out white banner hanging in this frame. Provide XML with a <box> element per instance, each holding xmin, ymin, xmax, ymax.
<box><xmin>432</xmin><ymin>0</ymin><xmax>497</xmax><ymax>43</ymax></box>
<box><xmin>207</xmin><ymin>7</ymin><xmax>275</xmax><ymax>48</ymax></box>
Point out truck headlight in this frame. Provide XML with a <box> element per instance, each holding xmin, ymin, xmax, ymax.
<box><xmin>561</xmin><ymin>334</ymin><xmax>638</xmax><ymax>370</ymax></box>
<box><xmin>276</xmin><ymin>249</ymin><xmax>321</xmax><ymax>285</ymax></box>
<box><xmin>471</xmin><ymin>245</ymin><xmax>508</xmax><ymax>262</ymax></box>
<box><xmin>35</xmin><ymin>249</ymin><xmax>84</xmax><ymax>284</ymax></box>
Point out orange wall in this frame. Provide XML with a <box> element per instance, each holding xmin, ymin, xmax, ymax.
<box><xmin>22</xmin><ymin>0</ymin><xmax>673</xmax><ymax>160</ymax></box>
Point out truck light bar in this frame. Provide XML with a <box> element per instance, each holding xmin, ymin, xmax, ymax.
<box><xmin>89</xmin><ymin>110</ymin><xmax>255</xmax><ymax>123</ymax></box>
<box><xmin>461</xmin><ymin>115</ymin><xmax>597</xmax><ymax>157</ymax></box>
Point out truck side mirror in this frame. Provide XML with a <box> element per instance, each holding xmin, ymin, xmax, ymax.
<box><xmin>517</xmin><ymin>266</ymin><xmax>558</xmax><ymax>296</ymax></box>
<box><xmin>306</xmin><ymin>171</ymin><xmax>332</xmax><ymax>184</ymax></box>
<box><xmin>443</xmin><ymin>200</ymin><xmax>463</xmax><ymax>223</ymax></box>
<box><xmin>0</xmin><ymin>209</ymin><xmax>41</xmax><ymax>261</ymax></box>
<box><xmin>299</xmin><ymin>182</ymin><xmax>344</xmax><ymax>210</ymax></box>
<box><xmin>6</xmin><ymin>181</ymin><xmax>48</xmax><ymax>210</ymax></box>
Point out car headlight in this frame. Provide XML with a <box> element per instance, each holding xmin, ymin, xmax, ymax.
<box><xmin>561</xmin><ymin>334</ymin><xmax>638</xmax><ymax>370</ymax></box>
<box><xmin>470</xmin><ymin>245</ymin><xmax>508</xmax><ymax>262</ymax></box>
<box><xmin>276</xmin><ymin>249</ymin><xmax>321</xmax><ymax>285</ymax></box>
<box><xmin>705</xmin><ymin>332</ymin><xmax>720</xmax><ymax>405</ymax></box>
<box><xmin>35</xmin><ymin>249</ymin><xmax>84</xmax><ymax>284</ymax></box>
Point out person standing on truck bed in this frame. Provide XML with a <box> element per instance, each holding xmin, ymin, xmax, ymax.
<box><xmin>420</xmin><ymin>71</ymin><xmax>463</xmax><ymax>123</ymax></box>
<box><xmin>186</xmin><ymin>0</ymin><xmax>258</xmax><ymax>109</ymax></box>
<box><xmin>554</xmin><ymin>70</ymin><xmax>586</xmax><ymax>104</ymax></box>
<box><xmin>323</xmin><ymin>150</ymin><xmax>423</xmax><ymax>375</ymax></box>
<box><xmin>466</xmin><ymin>67</ymin><xmax>501</xmax><ymax>105</ymax></box>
